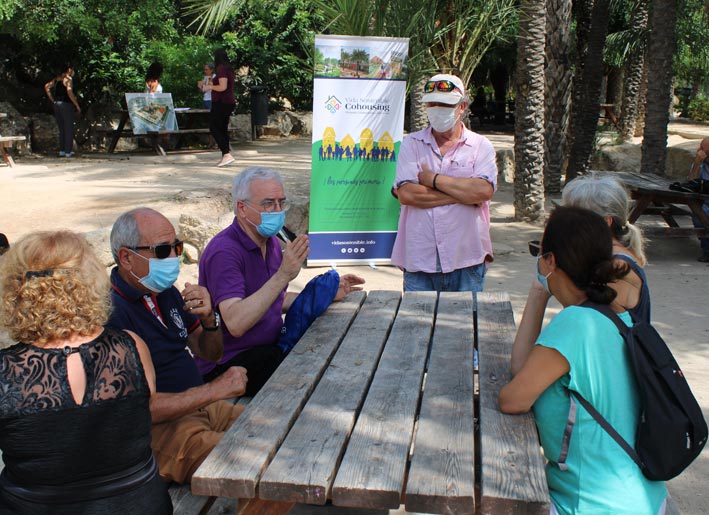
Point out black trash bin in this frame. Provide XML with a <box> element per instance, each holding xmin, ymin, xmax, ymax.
<box><xmin>250</xmin><ymin>86</ymin><xmax>268</xmax><ymax>139</ymax></box>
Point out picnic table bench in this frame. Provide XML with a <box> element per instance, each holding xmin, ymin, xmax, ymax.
<box><xmin>106</xmin><ymin>108</ymin><xmax>212</xmax><ymax>156</ymax></box>
<box><xmin>192</xmin><ymin>290</ymin><xmax>550</xmax><ymax>515</ymax></box>
<box><xmin>0</xmin><ymin>135</ymin><xmax>26</xmax><ymax>168</ymax></box>
<box><xmin>599</xmin><ymin>170</ymin><xmax>709</xmax><ymax>238</ymax></box>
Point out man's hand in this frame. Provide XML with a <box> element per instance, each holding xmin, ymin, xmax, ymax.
<box><xmin>417</xmin><ymin>164</ymin><xmax>436</xmax><ymax>189</ymax></box>
<box><xmin>279</xmin><ymin>234</ymin><xmax>309</xmax><ymax>281</ymax></box>
<box><xmin>182</xmin><ymin>282</ymin><xmax>216</xmax><ymax>325</ymax></box>
<box><xmin>335</xmin><ymin>274</ymin><xmax>365</xmax><ymax>301</ymax></box>
<box><xmin>211</xmin><ymin>366</ymin><xmax>248</xmax><ymax>398</ymax></box>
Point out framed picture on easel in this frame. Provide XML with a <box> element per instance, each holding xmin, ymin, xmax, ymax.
<box><xmin>125</xmin><ymin>93</ymin><xmax>178</xmax><ymax>134</ymax></box>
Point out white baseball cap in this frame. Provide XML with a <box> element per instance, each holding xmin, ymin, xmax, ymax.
<box><xmin>422</xmin><ymin>74</ymin><xmax>466</xmax><ymax>105</ymax></box>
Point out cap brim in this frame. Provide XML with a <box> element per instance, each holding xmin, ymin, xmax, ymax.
<box><xmin>422</xmin><ymin>91</ymin><xmax>462</xmax><ymax>105</ymax></box>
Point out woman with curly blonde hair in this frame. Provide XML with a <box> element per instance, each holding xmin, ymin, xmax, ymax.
<box><xmin>0</xmin><ymin>231</ymin><xmax>172</xmax><ymax>514</ymax></box>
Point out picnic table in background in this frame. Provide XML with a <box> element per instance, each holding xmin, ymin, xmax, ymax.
<box><xmin>106</xmin><ymin>108</ymin><xmax>211</xmax><ymax>156</ymax></box>
<box><xmin>599</xmin><ymin>170</ymin><xmax>709</xmax><ymax>238</ymax></box>
<box><xmin>192</xmin><ymin>290</ymin><xmax>549</xmax><ymax>515</ymax></box>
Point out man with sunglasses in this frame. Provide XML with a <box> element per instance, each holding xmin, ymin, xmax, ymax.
<box><xmin>108</xmin><ymin>207</ymin><xmax>248</xmax><ymax>485</ymax></box>
<box><xmin>196</xmin><ymin>167</ymin><xmax>365</xmax><ymax>395</ymax></box>
<box><xmin>391</xmin><ymin>73</ymin><xmax>497</xmax><ymax>292</ymax></box>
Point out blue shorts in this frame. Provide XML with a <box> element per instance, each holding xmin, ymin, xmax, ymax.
<box><xmin>403</xmin><ymin>263</ymin><xmax>487</xmax><ymax>292</ymax></box>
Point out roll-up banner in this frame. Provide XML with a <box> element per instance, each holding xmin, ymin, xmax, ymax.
<box><xmin>308</xmin><ymin>35</ymin><xmax>409</xmax><ymax>266</ymax></box>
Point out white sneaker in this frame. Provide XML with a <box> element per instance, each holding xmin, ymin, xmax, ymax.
<box><xmin>65</xmin><ymin>152</ymin><xmax>75</xmax><ymax>158</ymax></box>
<box><xmin>59</xmin><ymin>151</ymin><xmax>66</xmax><ymax>157</ymax></box>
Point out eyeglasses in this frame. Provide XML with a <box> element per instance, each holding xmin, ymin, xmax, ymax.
<box><xmin>130</xmin><ymin>239</ymin><xmax>184</xmax><ymax>259</ymax></box>
<box><xmin>245</xmin><ymin>199</ymin><xmax>289</xmax><ymax>213</ymax></box>
<box><xmin>528</xmin><ymin>240</ymin><xmax>541</xmax><ymax>257</ymax></box>
<box><xmin>424</xmin><ymin>80</ymin><xmax>464</xmax><ymax>96</ymax></box>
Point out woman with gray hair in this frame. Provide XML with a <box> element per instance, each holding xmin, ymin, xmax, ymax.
<box><xmin>562</xmin><ymin>173</ymin><xmax>650</xmax><ymax>322</ymax></box>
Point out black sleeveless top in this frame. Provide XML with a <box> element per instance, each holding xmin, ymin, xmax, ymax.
<box><xmin>54</xmin><ymin>78</ymin><xmax>70</xmax><ymax>102</ymax></box>
<box><xmin>615</xmin><ymin>253</ymin><xmax>651</xmax><ymax>323</ymax></box>
<box><xmin>0</xmin><ymin>327</ymin><xmax>172</xmax><ymax>514</ymax></box>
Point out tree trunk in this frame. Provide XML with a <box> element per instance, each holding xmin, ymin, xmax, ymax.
<box><xmin>641</xmin><ymin>0</ymin><xmax>677</xmax><ymax>176</ymax></box>
<box><xmin>513</xmin><ymin>0</ymin><xmax>547</xmax><ymax>221</ymax></box>
<box><xmin>565</xmin><ymin>0</ymin><xmax>612</xmax><ymax>182</ymax></box>
<box><xmin>566</xmin><ymin>0</ymin><xmax>593</xmax><ymax>159</ymax></box>
<box><xmin>544</xmin><ymin>0</ymin><xmax>573</xmax><ymax>194</ymax></box>
<box><xmin>619</xmin><ymin>0</ymin><xmax>649</xmax><ymax>142</ymax></box>
<box><xmin>409</xmin><ymin>78</ymin><xmax>428</xmax><ymax>133</ymax></box>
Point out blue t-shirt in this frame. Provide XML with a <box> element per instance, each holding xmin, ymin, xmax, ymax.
<box><xmin>533</xmin><ymin>306</ymin><xmax>666</xmax><ymax>515</ymax></box>
<box><xmin>108</xmin><ymin>267</ymin><xmax>203</xmax><ymax>393</ymax></box>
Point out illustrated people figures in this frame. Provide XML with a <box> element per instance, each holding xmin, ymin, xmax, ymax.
<box><xmin>44</xmin><ymin>63</ymin><xmax>81</xmax><ymax>157</ymax></box>
<box><xmin>196</xmin><ymin>167</ymin><xmax>364</xmax><ymax>395</ymax></box>
<box><xmin>108</xmin><ymin>207</ymin><xmax>248</xmax><ymax>484</ymax></box>
<box><xmin>390</xmin><ymin>73</ymin><xmax>497</xmax><ymax>292</ymax></box>
<box><xmin>203</xmin><ymin>48</ymin><xmax>236</xmax><ymax>167</ymax></box>
<box><xmin>198</xmin><ymin>62</ymin><xmax>216</xmax><ymax>110</ymax></box>
<box><xmin>145</xmin><ymin>61</ymin><xmax>164</xmax><ymax>94</ymax></box>
<box><xmin>0</xmin><ymin>231</ymin><xmax>172</xmax><ymax>513</ymax></box>
<box><xmin>688</xmin><ymin>137</ymin><xmax>709</xmax><ymax>262</ymax></box>
<box><xmin>499</xmin><ymin>207</ymin><xmax>667</xmax><ymax>515</ymax></box>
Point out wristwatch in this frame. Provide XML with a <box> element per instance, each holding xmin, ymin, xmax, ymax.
<box><xmin>201</xmin><ymin>312</ymin><xmax>221</xmax><ymax>332</ymax></box>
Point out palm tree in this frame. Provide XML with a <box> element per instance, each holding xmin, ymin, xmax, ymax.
<box><xmin>565</xmin><ymin>0</ymin><xmax>612</xmax><ymax>182</ymax></box>
<box><xmin>619</xmin><ymin>0</ymin><xmax>649</xmax><ymax>142</ymax></box>
<box><xmin>640</xmin><ymin>0</ymin><xmax>677</xmax><ymax>176</ymax></box>
<box><xmin>513</xmin><ymin>0</ymin><xmax>546</xmax><ymax>221</ymax></box>
<box><xmin>543</xmin><ymin>0</ymin><xmax>572</xmax><ymax>194</ymax></box>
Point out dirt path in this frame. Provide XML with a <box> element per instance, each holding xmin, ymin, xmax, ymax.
<box><xmin>2</xmin><ymin>136</ymin><xmax>708</xmax><ymax>514</ymax></box>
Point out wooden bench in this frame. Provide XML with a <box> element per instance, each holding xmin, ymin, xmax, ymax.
<box><xmin>104</xmin><ymin>109</ymin><xmax>220</xmax><ymax>156</ymax></box>
<box><xmin>192</xmin><ymin>290</ymin><xmax>550</xmax><ymax>514</ymax></box>
<box><xmin>0</xmin><ymin>135</ymin><xmax>26</xmax><ymax>168</ymax></box>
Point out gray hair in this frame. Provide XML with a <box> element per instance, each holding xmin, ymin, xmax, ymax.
<box><xmin>206</xmin><ymin>62</ymin><xmax>215</xmax><ymax>72</ymax></box>
<box><xmin>232</xmin><ymin>167</ymin><xmax>284</xmax><ymax>213</ymax></box>
<box><xmin>109</xmin><ymin>207</ymin><xmax>152</xmax><ymax>263</ymax></box>
<box><xmin>562</xmin><ymin>173</ymin><xmax>647</xmax><ymax>265</ymax></box>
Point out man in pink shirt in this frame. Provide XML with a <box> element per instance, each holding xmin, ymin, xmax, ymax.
<box><xmin>391</xmin><ymin>73</ymin><xmax>497</xmax><ymax>291</ymax></box>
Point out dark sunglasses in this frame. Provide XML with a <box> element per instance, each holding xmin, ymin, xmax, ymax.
<box><xmin>528</xmin><ymin>240</ymin><xmax>541</xmax><ymax>257</ymax></box>
<box><xmin>130</xmin><ymin>239</ymin><xmax>184</xmax><ymax>259</ymax></box>
<box><xmin>424</xmin><ymin>79</ymin><xmax>463</xmax><ymax>95</ymax></box>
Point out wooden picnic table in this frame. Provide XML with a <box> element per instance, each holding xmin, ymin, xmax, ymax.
<box><xmin>192</xmin><ymin>290</ymin><xmax>549</xmax><ymax>515</ymax></box>
<box><xmin>600</xmin><ymin>103</ymin><xmax>621</xmax><ymax>130</ymax></box>
<box><xmin>106</xmin><ymin>108</ymin><xmax>211</xmax><ymax>156</ymax></box>
<box><xmin>599</xmin><ymin>170</ymin><xmax>709</xmax><ymax>238</ymax></box>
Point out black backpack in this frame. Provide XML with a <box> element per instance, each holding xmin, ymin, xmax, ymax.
<box><xmin>563</xmin><ymin>302</ymin><xmax>707</xmax><ymax>481</ymax></box>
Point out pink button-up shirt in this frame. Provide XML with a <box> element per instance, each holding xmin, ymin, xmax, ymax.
<box><xmin>390</xmin><ymin>126</ymin><xmax>497</xmax><ymax>273</ymax></box>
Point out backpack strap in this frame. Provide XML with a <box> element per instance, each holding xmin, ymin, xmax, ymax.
<box><xmin>558</xmin><ymin>302</ymin><xmax>646</xmax><ymax>473</ymax></box>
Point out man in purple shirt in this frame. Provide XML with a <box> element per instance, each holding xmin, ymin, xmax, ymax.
<box><xmin>391</xmin><ymin>73</ymin><xmax>497</xmax><ymax>292</ymax></box>
<box><xmin>197</xmin><ymin>167</ymin><xmax>364</xmax><ymax>395</ymax></box>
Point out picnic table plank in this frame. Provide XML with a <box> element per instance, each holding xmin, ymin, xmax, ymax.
<box><xmin>258</xmin><ymin>290</ymin><xmax>402</xmax><ymax>504</ymax></box>
<box><xmin>476</xmin><ymin>292</ymin><xmax>550</xmax><ymax>515</ymax></box>
<box><xmin>405</xmin><ymin>292</ymin><xmax>476</xmax><ymax>515</ymax></box>
<box><xmin>191</xmin><ymin>291</ymin><xmax>366</xmax><ymax>499</ymax></box>
<box><xmin>331</xmin><ymin>291</ymin><xmax>437</xmax><ymax>510</ymax></box>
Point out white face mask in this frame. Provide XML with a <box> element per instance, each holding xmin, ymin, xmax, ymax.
<box><xmin>426</xmin><ymin>106</ymin><xmax>459</xmax><ymax>132</ymax></box>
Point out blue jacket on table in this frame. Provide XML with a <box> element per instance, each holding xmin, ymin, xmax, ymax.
<box><xmin>108</xmin><ymin>267</ymin><xmax>203</xmax><ymax>393</ymax></box>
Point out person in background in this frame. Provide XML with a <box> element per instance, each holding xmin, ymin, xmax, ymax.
<box><xmin>198</xmin><ymin>62</ymin><xmax>216</xmax><ymax>110</ymax></box>
<box><xmin>44</xmin><ymin>63</ymin><xmax>81</xmax><ymax>157</ymax></box>
<box><xmin>499</xmin><ymin>207</ymin><xmax>667</xmax><ymax>515</ymax></box>
<box><xmin>204</xmin><ymin>48</ymin><xmax>236</xmax><ymax>167</ymax></box>
<box><xmin>391</xmin><ymin>73</ymin><xmax>497</xmax><ymax>292</ymax></box>
<box><xmin>0</xmin><ymin>231</ymin><xmax>172</xmax><ymax>514</ymax></box>
<box><xmin>688</xmin><ymin>137</ymin><xmax>709</xmax><ymax>262</ymax></box>
<box><xmin>145</xmin><ymin>61</ymin><xmax>164</xmax><ymax>94</ymax></box>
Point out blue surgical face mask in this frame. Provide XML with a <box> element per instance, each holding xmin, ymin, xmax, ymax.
<box><xmin>536</xmin><ymin>255</ymin><xmax>553</xmax><ymax>294</ymax></box>
<box><xmin>130</xmin><ymin>251</ymin><xmax>180</xmax><ymax>293</ymax></box>
<box><xmin>245</xmin><ymin>203</ymin><xmax>286</xmax><ymax>237</ymax></box>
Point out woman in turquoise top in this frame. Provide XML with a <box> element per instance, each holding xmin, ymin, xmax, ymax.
<box><xmin>499</xmin><ymin>206</ymin><xmax>667</xmax><ymax>515</ymax></box>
